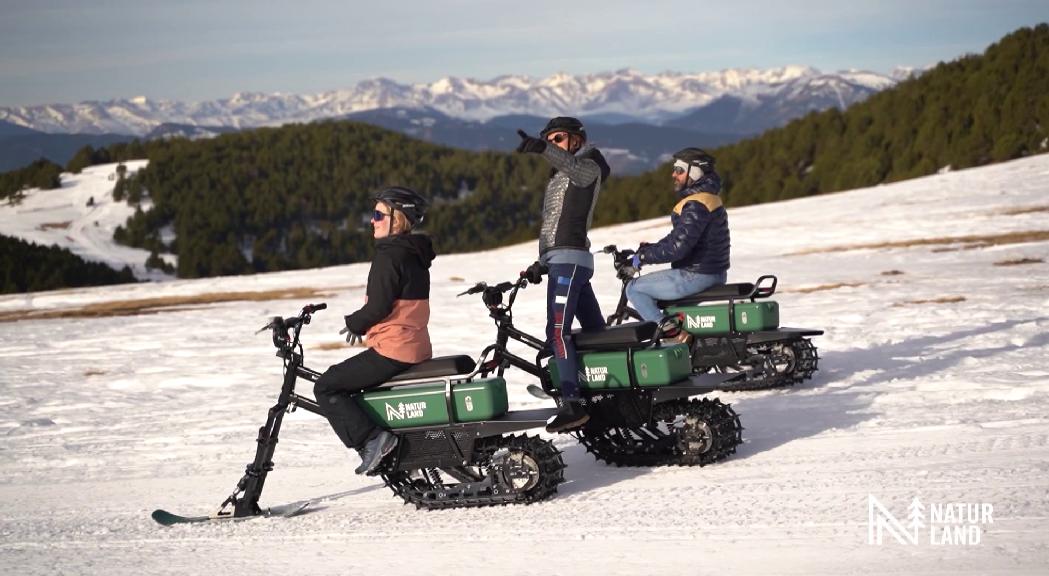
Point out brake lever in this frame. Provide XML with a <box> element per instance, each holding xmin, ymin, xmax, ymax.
<box><xmin>458</xmin><ymin>282</ymin><xmax>487</xmax><ymax>297</ymax></box>
<box><xmin>257</xmin><ymin>316</ymin><xmax>284</xmax><ymax>334</ymax></box>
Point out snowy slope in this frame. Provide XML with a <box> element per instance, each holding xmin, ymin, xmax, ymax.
<box><xmin>0</xmin><ymin>160</ymin><xmax>173</xmax><ymax>281</ymax></box>
<box><xmin>0</xmin><ymin>155</ymin><xmax>1047</xmax><ymax>575</ymax></box>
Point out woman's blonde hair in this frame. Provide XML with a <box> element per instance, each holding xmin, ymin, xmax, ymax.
<box><xmin>391</xmin><ymin>209</ymin><xmax>412</xmax><ymax>234</ymax></box>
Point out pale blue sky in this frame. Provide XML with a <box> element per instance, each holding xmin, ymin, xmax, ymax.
<box><xmin>1</xmin><ymin>0</ymin><xmax>1045</xmax><ymax>106</ymax></box>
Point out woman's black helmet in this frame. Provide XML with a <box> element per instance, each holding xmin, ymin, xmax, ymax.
<box><xmin>540</xmin><ymin>116</ymin><xmax>587</xmax><ymax>141</ymax></box>
<box><xmin>374</xmin><ymin>186</ymin><xmax>429</xmax><ymax>225</ymax></box>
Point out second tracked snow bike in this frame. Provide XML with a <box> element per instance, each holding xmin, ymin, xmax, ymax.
<box><xmin>462</xmin><ymin>275</ymin><xmax>743</xmax><ymax>468</ymax></box>
<box><xmin>156</xmin><ymin>303</ymin><xmax>565</xmax><ymax>522</ymax></box>
<box><xmin>601</xmin><ymin>245</ymin><xmax>822</xmax><ymax>391</ymax></box>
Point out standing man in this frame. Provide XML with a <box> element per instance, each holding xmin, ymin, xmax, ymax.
<box><xmin>516</xmin><ymin>117</ymin><xmax>611</xmax><ymax>432</ymax></box>
<box><xmin>626</xmin><ymin>148</ymin><xmax>730</xmax><ymax>329</ymax></box>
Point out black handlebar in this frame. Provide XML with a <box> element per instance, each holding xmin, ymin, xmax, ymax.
<box><xmin>260</xmin><ymin>302</ymin><xmax>327</xmax><ymax>353</ymax></box>
<box><xmin>458</xmin><ymin>274</ymin><xmax>531</xmax><ymax>315</ymax></box>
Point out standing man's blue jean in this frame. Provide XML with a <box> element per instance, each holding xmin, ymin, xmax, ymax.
<box><xmin>626</xmin><ymin>269</ymin><xmax>727</xmax><ymax>322</ymax></box>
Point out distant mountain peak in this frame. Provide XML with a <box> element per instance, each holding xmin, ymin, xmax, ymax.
<box><xmin>0</xmin><ymin>66</ymin><xmax>898</xmax><ymax>136</ymax></box>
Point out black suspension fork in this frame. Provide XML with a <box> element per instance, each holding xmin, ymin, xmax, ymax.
<box><xmin>217</xmin><ymin>354</ymin><xmax>302</xmax><ymax>518</ymax></box>
<box><xmin>606</xmin><ymin>279</ymin><xmax>633</xmax><ymax>326</ymax></box>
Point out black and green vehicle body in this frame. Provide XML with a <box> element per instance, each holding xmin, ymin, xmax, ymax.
<box><xmin>463</xmin><ymin>276</ymin><xmax>745</xmax><ymax>469</ymax></box>
<box><xmin>533</xmin><ymin>325</ymin><xmax>744</xmax><ymax>467</ymax></box>
<box><xmin>200</xmin><ymin>305</ymin><xmax>566</xmax><ymax>521</ymax></box>
<box><xmin>602</xmin><ymin>244</ymin><xmax>824</xmax><ymax>391</ymax></box>
<box><xmin>655</xmin><ymin>275</ymin><xmax>822</xmax><ymax>389</ymax></box>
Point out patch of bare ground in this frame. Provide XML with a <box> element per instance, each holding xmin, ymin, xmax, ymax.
<box><xmin>83</xmin><ymin>369</ymin><xmax>106</xmax><ymax>376</ymax></box>
<box><xmin>790</xmin><ymin>230</ymin><xmax>1049</xmax><ymax>256</ymax></box>
<box><xmin>1001</xmin><ymin>204</ymin><xmax>1049</xmax><ymax>216</ymax></box>
<box><xmin>893</xmin><ymin>296</ymin><xmax>967</xmax><ymax>306</ymax></box>
<box><xmin>313</xmin><ymin>341</ymin><xmax>350</xmax><ymax>351</ymax></box>
<box><xmin>448</xmin><ymin>276</ymin><xmax>465</xmax><ymax>282</ymax></box>
<box><xmin>786</xmin><ymin>282</ymin><xmax>865</xmax><ymax>294</ymax></box>
<box><xmin>880</xmin><ymin>270</ymin><xmax>905</xmax><ymax>276</ymax></box>
<box><xmin>0</xmin><ymin>287</ymin><xmax>337</xmax><ymax>323</ymax></box>
<box><xmin>37</xmin><ymin>221</ymin><xmax>71</xmax><ymax>230</ymax></box>
<box><xmin>994</xmin><ymin>257</ymin><xmax>1044</xmax><ymax>267</ymax></box>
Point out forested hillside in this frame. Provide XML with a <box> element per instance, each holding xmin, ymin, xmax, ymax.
<box><xmin>597</xmin><ymin>23</ymin><xmax>1049</xmax><ymax>221</ymax></box>
<box><xmin>0</xmin><ymin>234</ymin><xmax>136</xmax><ymax>294</ymax></box>
<box><xmin>113</xmin><ymin>122</ymin><xmax>549</xmax><ymax>277</ymax></box>
<box><xmin>719</xmin><ymin>24</ymin><xmax>1049</xmax><ymax>203</ymax></box>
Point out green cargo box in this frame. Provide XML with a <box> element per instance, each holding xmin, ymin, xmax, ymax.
<box><xmin>549</xmin><ymin>344</ymin><xmax>691</xmax><ymax>390</ymax></box>
<box><xmin>360</xmin><ymin>377</ymin><xmax>509</xmax><ymax>429</ymax></box>
<box><xmin>667</xmin><ymin>301</ymin><xmax>779</xmax><ymax>335</ymax></box>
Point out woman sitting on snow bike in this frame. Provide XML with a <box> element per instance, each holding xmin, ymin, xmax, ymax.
<box><xmin>314</xmin><ymin>185</ymin><xmax>436</xmax><ymax>475</ymax></box>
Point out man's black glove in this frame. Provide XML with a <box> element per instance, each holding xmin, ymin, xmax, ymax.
<box><xmin>339</xmin><ymin>325</ymin><xmax>365</xmax><ymax>346</ymax></box>
<box><xmin>516</xmin><ymin>129</ymin><xmax>547</xmax><ymax>154</ymax></box>
<box><xmin>521</xmin><ymin>260</ymin><xmax>548</xmax><ymax>284</ymax></box>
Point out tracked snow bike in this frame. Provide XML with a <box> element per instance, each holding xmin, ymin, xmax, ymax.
<box><xmin>152</xmin><ymin>302</ymin><xmax>564</xmax><ymax>524</ymax></box>
<box><xmin>462</xmin><ymin>275</ymin><xmax>743</xmax><ymax>468</ymax></box>
<box><xmin>600</xmin><ymin>245</ymin><xmax>822</xmax><ymax>391</ymax></box>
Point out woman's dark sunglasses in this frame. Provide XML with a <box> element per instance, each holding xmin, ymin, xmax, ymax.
<box><xmin>372</xmin><ymin>210</ymin><xmax>389</xmax><ymax>222</ymax></box>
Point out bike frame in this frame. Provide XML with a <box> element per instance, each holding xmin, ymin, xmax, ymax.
<box><xmin>472</xmin><ymin>279</ymin><xmax>548</xmax><ymax>381</ymax></box>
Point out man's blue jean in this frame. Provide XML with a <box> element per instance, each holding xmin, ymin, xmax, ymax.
<box><xmin>626</xmin><ymin>268</ymin><xmax>728</xmax><ymax>322</ymax></box>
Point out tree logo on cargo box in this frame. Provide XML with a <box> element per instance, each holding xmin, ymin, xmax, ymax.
<box><xmin>686</xmin><ymin>314</ymin><xmax>716</xmax><ymax>329</ymax></box>
<box><xmin>385</xmin><ymin>401</ymin><xmax>427</xmax><ymax>421</ymax></box>
<box><xmin>584</xmin><ymin>366</ymin><xmax>608</xmax><ymax>383</ymax></box>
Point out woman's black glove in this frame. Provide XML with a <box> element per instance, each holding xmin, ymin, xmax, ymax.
<box><xmin>516</xmin><ymin>129</ymin><xmax>547</xmax><ymax>154</ymax></box>
<box><xmin>339</xmin><ymin>325</ymin><xmax>365</xmax><ymax>346</ymax></box>
<box><xmin>521</xmin><ymin>260</ymin><xmax>548</xmax><ymax>284</ymax></box>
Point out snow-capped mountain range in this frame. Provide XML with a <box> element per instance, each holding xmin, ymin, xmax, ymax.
<box><xmin>0</xmin><ymin>66</ymin><xmax>906</xmax><ymax>136</ymax></box>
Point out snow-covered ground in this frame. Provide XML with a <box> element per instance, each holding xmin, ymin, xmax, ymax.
<box><xmin>1</xmin><ymin>155</ymin><xmax>1047</xmax><ymax>575</ymax></box>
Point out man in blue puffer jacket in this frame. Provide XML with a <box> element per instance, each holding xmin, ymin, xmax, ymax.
<box><xmin>626</xmin><ymin>147</ymin><xmax>730</xmax><ymax>325</ymax></box>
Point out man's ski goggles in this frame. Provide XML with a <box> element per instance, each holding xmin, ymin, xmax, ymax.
<box><xmin>546</xmin><ymin>132</ymin><xmax>569</xmax><ymax>144</ymax></box>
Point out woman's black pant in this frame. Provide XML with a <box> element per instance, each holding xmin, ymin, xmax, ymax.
<box><xmin>313</xmin><ymin>348</ymin><xmax>411</xmax><ymax>450</ymax></box>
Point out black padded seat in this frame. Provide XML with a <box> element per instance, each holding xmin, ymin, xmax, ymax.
<box><xmin>572</xmin><ymin>322</ymin><xmax>658</xmax><ymax>351</ymax></box>
<box><xmin>657</xmin><ymin>282</ymin><xmax>755</xmax><ymax>308</ymax></box>
<box><xmin>386</xmin><ymin>354</ymin><xmax>476</xmax><ymax>382</ymax></box>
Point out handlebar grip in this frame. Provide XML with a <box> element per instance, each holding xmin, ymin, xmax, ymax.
<box><xmin>303</xmin><ymin>303</ymin><xmax>327</xmax><ymax>314</ymax></box>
